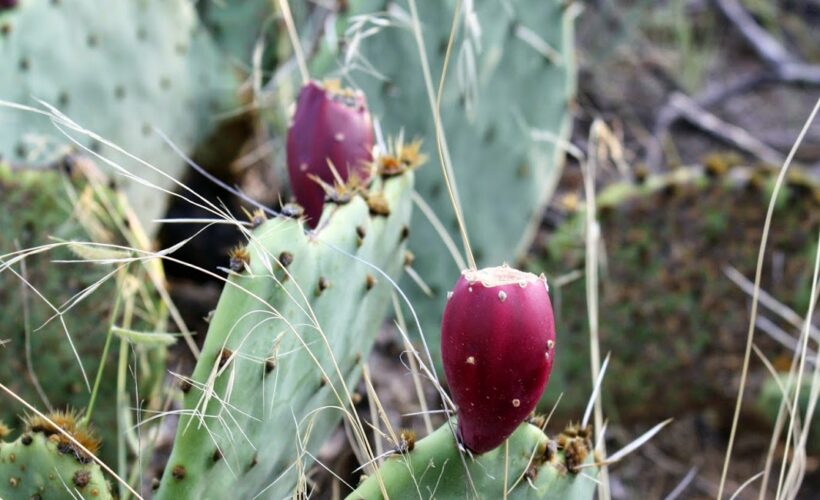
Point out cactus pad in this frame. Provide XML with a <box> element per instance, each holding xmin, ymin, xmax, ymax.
<box><xmin>155</xmin><ymin>169</ymin><xmax>414</xmax><ymax>498</ymax></box>
<box><xmin>348</xmin><ymin>420</ymin><xmax>597</xmax><ymax>499</ymax></box>
<box><xmin>0</xmin><ymin>0</ymin><xmax>237</xmax><ymax>232</ymax></box>
<box><xmin>0</xmin><ymin>431</ymin><xmax>112</xmax><ymax>499</ymax></box>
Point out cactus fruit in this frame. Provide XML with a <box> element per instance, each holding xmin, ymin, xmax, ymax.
<box><xmin>286</xmin><ymin>80</ymin><xmax>375</xmax><ymax>227</ymax></box>
<box><xmin>0</xmin><ymin>0</ymin><xmax>239</xmax><ymax>234</ymax></box>
<box><xmin>154</xmin><ymin>166</ymin><xmax>414</xmax><ymax>499</ymax></box>
<box><xmin>0</xmin><ymin>156</ymin><xmax>168</xmax><ymax>465</ymax></box>
<box><xmin>0</xmin><ymin>0</ymin><xmax>17</xmax><ymax>10</ymax></box>
<box><xmin>312</xmin><ymin>0</ymin><xmax>575</xmax><ymax>366</ymax></box>
<box><xmin>348</xmin><ymin>420</ymin><xmax>596</xmax><ymax>499</ymax></box>
<box><xmin>0</xmin><ymin>420</ymin><xmax>112</xmax><ymax>499</ymax></box>
<box><xmin>442</xmin><ymin>266</ymin><xmax>555</xmax><ymax>453</ymax></box>
<box><xmin>537</xmin><ymin>163</ymin><xmax>819</xmax><ymax>420</ymax></box>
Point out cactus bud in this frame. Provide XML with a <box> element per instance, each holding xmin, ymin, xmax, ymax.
<box><xmin>441</xmin><ymin>265</ymin><xmax>556</xmax><ymax>454</ymax></box>
<box><xmin>286</xmin><ymin>80</ymin><xmax>374</xmax><ymax>227</ymax></box>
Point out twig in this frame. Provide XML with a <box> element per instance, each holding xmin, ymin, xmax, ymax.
<box><xmin>725</xmin><ymin>266</ymin><xmax>820</xmax><ymax>342</ymax></box>
<box><xmin>660</xmin><ymin>93</ymin><xmax>784</xmax><ymax>166</ymax></box>
<box><xmin>646</xmin><ymin>0</ymin><xmax>820</xmax><ymax>169</ymax></box>
<box><xmin>710</xmin><ymin>0</ymin><xmax>820</xmax><ymax>85</ymax></box>
<box><xmin>754</xmin><ymin>316</ymin><xmax>817</xmax><ymax>367</ymax></box>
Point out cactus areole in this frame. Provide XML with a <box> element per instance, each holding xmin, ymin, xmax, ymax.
<box><xmin>286</xmin><ymin>80</ymin><xmax>374</xmax><ymax>227</ymax></box>
<box><xmin>441</xmin><ymin>266</ymin><xmax>556</xmax><ymax>454</ymax></box>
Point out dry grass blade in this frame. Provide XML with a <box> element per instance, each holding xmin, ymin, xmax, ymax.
<box><xmin>725</xmin><ymin>266</ymin><xmax>820</xmax><ymax>341</ymax></box>
<box><xmin>717</xmin><ymin>97</ymin><xmax>820</xmax><ymax>499</ymax></box>
<box><xmin>391</xmin><ymin>291</ymin><xmax>434</xmax><ymax>435</ymax></box>
<box><xmin>17</xmin><ymin>242</ymin><xmax>53</xmax><ymax>411</ymax></box>
<box><xmin>276</xmin><ymin>0</ymin><xmax>309</xmax><ymax>84</ymax></box>
<box><xmin>406</xmin><ymin>0</ymin><xmax>475</xmax><ymax>270</ymax></box>
<box><xmin>411</xmin><ymin>191</ymin><xmax>467</xmax><ymax>270</ymax></box>
<box><xmin>663</xmin><ymin>467</ymin><xmax>698</xmax><ymax>500</ymax></box>
<box><xmin>581</xmin><ymin>118</ymin><xmax>611</xmax><ymax>499</ymax></box>
<box><xmin>776</xmin><ymin>232</ymin><xmax>820</xmax><ymax>499</ymax></box>
<box><xmin>730</xmin><ymin>471</ymin><xmax>765</xmax><ymax>500</ymax></box>
<box><xmin>582</xmin><ymin>352</ymin><xmax>610</xmax><ymax>428</ymax></box>
<box><xmin>585</xmin><ymin>418</ymin><xmax>673</xmax><ymax>466</ymax></box>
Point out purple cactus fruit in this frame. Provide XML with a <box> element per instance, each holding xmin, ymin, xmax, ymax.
<box><xmin>441</xmin><ymin>265</ymin><xmax>556</xmax><ymax>454</ymax></box>
<box><xmin>286</xmin><ymin>80</ymin><xmax>374</xmax><ymax>227</ymax></box>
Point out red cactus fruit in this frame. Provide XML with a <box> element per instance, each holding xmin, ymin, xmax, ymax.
<box><xmin>441</xmin><ymin>265</ymin><xmax>556</xmax><ymax>454</ymax></box>
<box><xmin>286</xmin><ymin>80</ymin><xmax>374</xmax><ymax>227</ymax></box>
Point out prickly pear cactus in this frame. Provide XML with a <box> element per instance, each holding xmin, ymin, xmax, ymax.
<box><xmin>348</xmin><ymin>420</ymin><xmax>597</xmax><ymax>500</ymax></box>
<box><xmin>312</xmin><ymin>0</ymin><xmax>575</xmax><ymax>364</ymax></box>
<box><xmin>536</xmin><ymin>163</ymin><xmax>820</xmax><ymax>420</ymax></box>
<box><xmin>0</xmin><ymin>0</ymin><xmax>238</xmax><ymax>233</ymax></box>
<box><xmin>154</xmin><ymin>168</ymin><xmax>414</xmax><ymax>498</ymax></box>
<box><xmin>0</xmin><ymin>421</ymin><xmax>112</xmax><ymax>499</ymax></box>
<box><xmin>0</xmin><ymin>157</ymin><xmax>168</xmax><ymax>465</ymax></box>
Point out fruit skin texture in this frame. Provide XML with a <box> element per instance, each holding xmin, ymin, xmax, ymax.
<box><xmin>286</xmin><ymin>80</ymin><xmax>374</xmax><ymax>227</ymax></box>
<box><xmin>442</xmin><ymin>266</ymin><xmax>556</xmax><ymax>454</ymax></box>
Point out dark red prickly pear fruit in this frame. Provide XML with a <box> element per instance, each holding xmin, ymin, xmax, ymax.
<box><xmin>441</xmin><ymin>265</ymin><xmax>556</xmax><ymax>454</ymax></box>
<box><xmin>0</xmin><ymin>0</ymin><xmax>18</xmax><ymax>9</ymax></box>
<box><xmin>286</xmin><ymin>80</ymin><xmax>374</xmax><ymax>227</ymax></box>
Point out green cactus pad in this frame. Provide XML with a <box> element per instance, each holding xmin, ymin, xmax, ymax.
<box><xmin>197</xmin><ymin>0</ymin><xmax>275</xmax><ymax>65</ymax></box>
<box><xmin>348</xmin><ymin>421</ymin><xmax>597</xmax><ymax>500</ymax></box>
<box><xmin>0</xmin><ymin>159</ymin><xmax>168</xmax><ymax>465</ymax></box>
<box><xmin>0</xmin><ymin>432</ymin><xmax>112</xmax><ymax>499</ymax></box>
<box><xmin>0</xmin><ymin>0</ymin><xmax>237</xmax><ymax>233</ymax></box>
<box><xmin>197</xmin><ymin>0</ymin><xmax>311</xmax><ymax>69</ymax></box>
<box><xmin>313</xmin><ymin>0</ymin><xmax>575</xmax><ymax>366</ymax></box>
<box><xmin>536</xmin><ymin>164</ymin><xmax>820</xmax><ymax>420</ymax></box>
<box><xmin>155</xmin><ymin>170</ymin><xmax>414</xmax><ymax>499</ymax></box>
